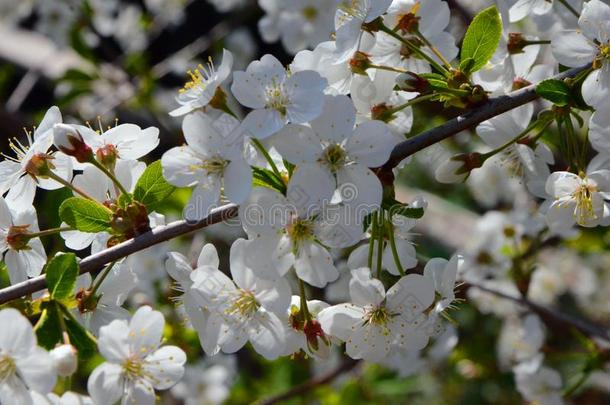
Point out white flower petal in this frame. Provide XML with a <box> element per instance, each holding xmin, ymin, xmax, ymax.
<box><xmin>144</xmin><ymin>346</ymin><xmax>186</xmax><ymax>390</ymax></box>
<box><xmin>87</xmin><ymin>363</ymin><xmax>125</xmax><ymax>405</ymax></box>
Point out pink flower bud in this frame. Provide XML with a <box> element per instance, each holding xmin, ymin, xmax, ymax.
<box><xmin>53</xmin><ymin>123</ymin><xmax>93</xmax><ymax>163</ymax></box>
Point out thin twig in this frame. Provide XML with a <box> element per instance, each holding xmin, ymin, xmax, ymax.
<box><xmin>0</xmin><ymin>64</ymin><xmax>591</xmax><ymax>304</ymax></box>
<box><xmin>467</xmin><ymin>283</ymin><xmax>610</xmax><ymax>342</ymax></box>
<box><xmin>256</xmin><ymin>359</ymin><xmax>360</xmax><ymax>405</ymax></box>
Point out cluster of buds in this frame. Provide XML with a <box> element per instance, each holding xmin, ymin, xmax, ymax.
<box><xmin>107</xmin><ymin>200</ymin><xmax>151</xmax><ymax>246</ymax></box>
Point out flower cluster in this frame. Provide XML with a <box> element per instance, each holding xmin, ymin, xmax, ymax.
<box><xmin>2</xmin><ymin>0</ymin><xmax>610</xmax><ymax>403</ymax></box>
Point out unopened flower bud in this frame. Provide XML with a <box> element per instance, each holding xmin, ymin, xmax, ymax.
<box><xmin>96</xmin><ymin>144</ymin><xmax>118</xmax><ymax>170</ymax></box>
<box><xmin>53</xmin><ymin>124</ymin><xmax>93</xmax><ymax>163</ymax></box>
<box><xmin>396</xmin><ymin>72</ymin><xmax>430</xmax><ymax>94</ymax></box>
<box><xmin>435</xmin><ymin>153</ymin><xmax>484</xmax><ymax>184</ymax></box>
<box><xmin>50</xmin><ymin>344</ymin><xmax>78</xmax><ymax>377</ymax></box>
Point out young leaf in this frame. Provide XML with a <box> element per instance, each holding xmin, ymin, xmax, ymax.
<box><xmin>45</xmin><ymin>253</ymin><xmax>79</xmax><ymax>301</ymax></box>
<box><xmin>382</xmin><ymin>198</ymin><xmax>425</xmax><ymax>219</ymax></box>
<box><xmin>35</xmin><ymin>302</ymin><xmax>63</xmax><ymax>350</ymax></box>
<box><xmin>59</xmin><ymin>197</ymin><xmax>112</xmax><ymax>233</ymax></box>
<box><xmin>252</xmin><ymin>166</ymin><xmax>287</xmax><ymax>194</ymax></box>
<box><xmin>60</xmin><ymin>304</ymin><xmax>97</xmax><ymax>357</ymax></box>
<box><xmin>390</xmin><ymin>206</ymin><xmax>425</xmax><ymax>219</ymax></box>
<box><xmin>461</xmin><ymin>6</ymin><xmax>502</xmax><ymax>73</ymax></box>
<box><xmin>536</xmin><ymin>79</ymin><xmax>573</xmax><ymax>106</ymax></box>
<box><xmin>133</xmin><ymin>160</ymin><xmax>176</xmax><ymax>211</ymax></box>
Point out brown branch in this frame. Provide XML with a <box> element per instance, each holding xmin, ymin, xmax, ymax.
<box><xmin>0</xmin><ymin>64</ymin><xmax>591</xmax><ymax>305</ymax></box>
<box><xmin>467</xmin><ymin>283</ymin><xmax>610</xmax><ymax>341</ymax></box>
<box><xmin>256</xmin><ymin>359</ymin><xmax>360</xmax><ymax>405</ymax></box>
<box><xmin>384</xmin><ymin>64</ymin><xmax>591</xmax><ymax>169</ymax></box>
<box><xmin>0</xmin><ymin>204</ymin><xmax>238</xmax><ymax>304</ymax></box>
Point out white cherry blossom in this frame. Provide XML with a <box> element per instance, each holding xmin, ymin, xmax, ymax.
<box><xmin>544</xmin><ymin>170</ymin><xmax>610</xmax><ymax>231</ymax></box>
<box><xmin>239</xmin><ymin>167</ymin><xmax>363</xmax><ymax>287</ymax></box>
<box><xmin>0</xmin><ymin>199</ymin><xmax>46</xmax><ymax>285</ymax></box>
<box><xmin>162</xmin><ymin>112</ymin><xmax>251</xmax><ymax>221</ymax></box>
<box><xmin>258</xmin><ymin>0</ymin><xmax>339</xmax><ymax>54</ymax></box>
<box><xmin>231</xmin><ymin>54</ymin><xmax>327</xmax><ymax>138</ymax></box>
<box><xmin>423</xmin><ymin>254</ymin><xmax>462</xmax><ymax>312</ymax></box>
<box><xmin>318</xmin><ymin>268</ymin><xmax>435</xmax><ymax>362</ymax></box>
<box><xmin>165</xmin><ymin>243</ymin><xmax>224</xmax><ymax>356</ymax></box>
<box><xmin>0</xmin><ymin>308</ymin><xmax>57</xmax><ymax>405</ymax></box>
<box><xmin>0</xmin><ymin>106</ymin><xmax>72</xmax><ymax>206</ymax></box>
<box><xmin>334</xmin><ymin>0</ymin><xmax>392</xmax><ymax>62</ymax></box>
<box><xmin>87</xmin><ymin>306</ymin><xmax>187</xmax><ymax>405</ymax></box>
<box><xmin>170</xmin><ymin>49</ymin><xmax>234</xmax><ymax>117</ymax></box>
<box><xmin>190</xmin><ymin>239</ymin><xmax>291</xmax><ymax>359</ymax></box>
<box><xmin>551</xmin><ymin>0</ymin><xmax>610</xmax><ymax>108</ymax></box>
<box><xmin>274</xmin><ymin>94</ymin><xmax>397</xmax><ymax>211</ymax></box>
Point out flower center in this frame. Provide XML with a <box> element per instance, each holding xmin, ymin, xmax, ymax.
<box><xmin>179</xmin><ymin>57</ymin><xmax>216</xmax><ymax>94</ymax></box>
<box><xmin>363</xmin><ymin>305</ymin><xmax>394</xmax><ymax>335</ymax></box>
<box><xmin>338</xmin><ymin>0</ymin><xmax>365</xmax><ymax>20</ymax></box>
<box><xmin>191</xmin><ymin>156</ymin><xmax>230</xmax><ymax>175</ymax></box>
<box><xmin>286</xmin><ymin>218</ymin><xmax>314</xmax><ymax>245</ymax></box>
<box><xmin>7</xmin><ymin>225</ymin><xmax>32</xmax><ymax>251</ymax></box>
<box><xmin>24</xmin><ymin>153</ymin><xmax>55</xmax><ymax>178</ymax></box>
<box><xmin>302</xmin><ymin>6</ymin><xmax>318</xmax><ymax>21</ymax></box>
<box><xmin>227</xmin><ymin>290</ymin><xmax>260</xmax><ymax>317</ymax></box>
<box><xmin>364</xmin><ymin>305</ymin><xmax>391</xmax><ymax>327</ymax></box>
<box><xmin>321</xmin><ymin>144</ymin><xmax>347</xmax><ymax>172</ymax></box>
<box><xmin>600</xmin><ymin>43</ymin><xmax>610</xmax><ymax>61</ymax></box>
<box><xmin>476</xmin><ymin>250</ymin><xmax>493</xmax><ymax>265</ymax></box>
<box><xmin>0</xmin><ymin>355</ymin><xmax>16</xmax><ymax>381</ymax></box>
<box><xmin>123</xmin><ymin>356</ymin><xmax>144</xmax><ymax>381</ymax></box>
<box><xmin>571</xmin><ymin>181</ymin><xmax>598</xmax><ymax>223</ymax></box>
<box><xmin>265</xmin><ymin>80</ymin><xmax>289</xmax><ymax>115</ymax></box>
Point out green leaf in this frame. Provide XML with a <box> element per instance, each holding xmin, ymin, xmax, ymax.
<box><xmin>252</xmin><ymin>166</ymin><xmax>287</xmax><ymax>194</ymax></box>
<box><xmin>35</xmin><ymin>302</ymin><xmax>63</xmax><ymax>350</ymax></box>
<box><xmin>133</xmin><ymin>161</ymin><xmax>176</xmax><ymax>211</ymax></box>
<box><xmin>536</xmin><ymin>79</ymin><xmax>573</xmax><ymax>106</ymax></box>
<box><xmin>45</xmin><ymin>253</ymin><xmax>79</xmax><ymax>300</ymax></box>
<box><xmin>382</xmin><ymin>198</ymin><xmax>425</xmax><ymax>219</ymax></box>
<box><xmin>59</xmin><ymin>197</ymin><xmax>112</xmax><ymax>233</ymax></box>
<box><xmin>61</xmin><ymin>305</ymin><xmax>97</xmax><ymax>357</ymax></box>
<box><xmin>391</xmin><ymin>206</ymin><xmax>425</xmax><ymax>219</ymax></box>
<box><xmin>461</xmin><ymin>6</ymin><xmax>502</xmax><ymax>73</ymax></box>
<box><xmin>458</xmin><ymin>57</ymin><xmax>476</xmax><ymax>73</ymax></box>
